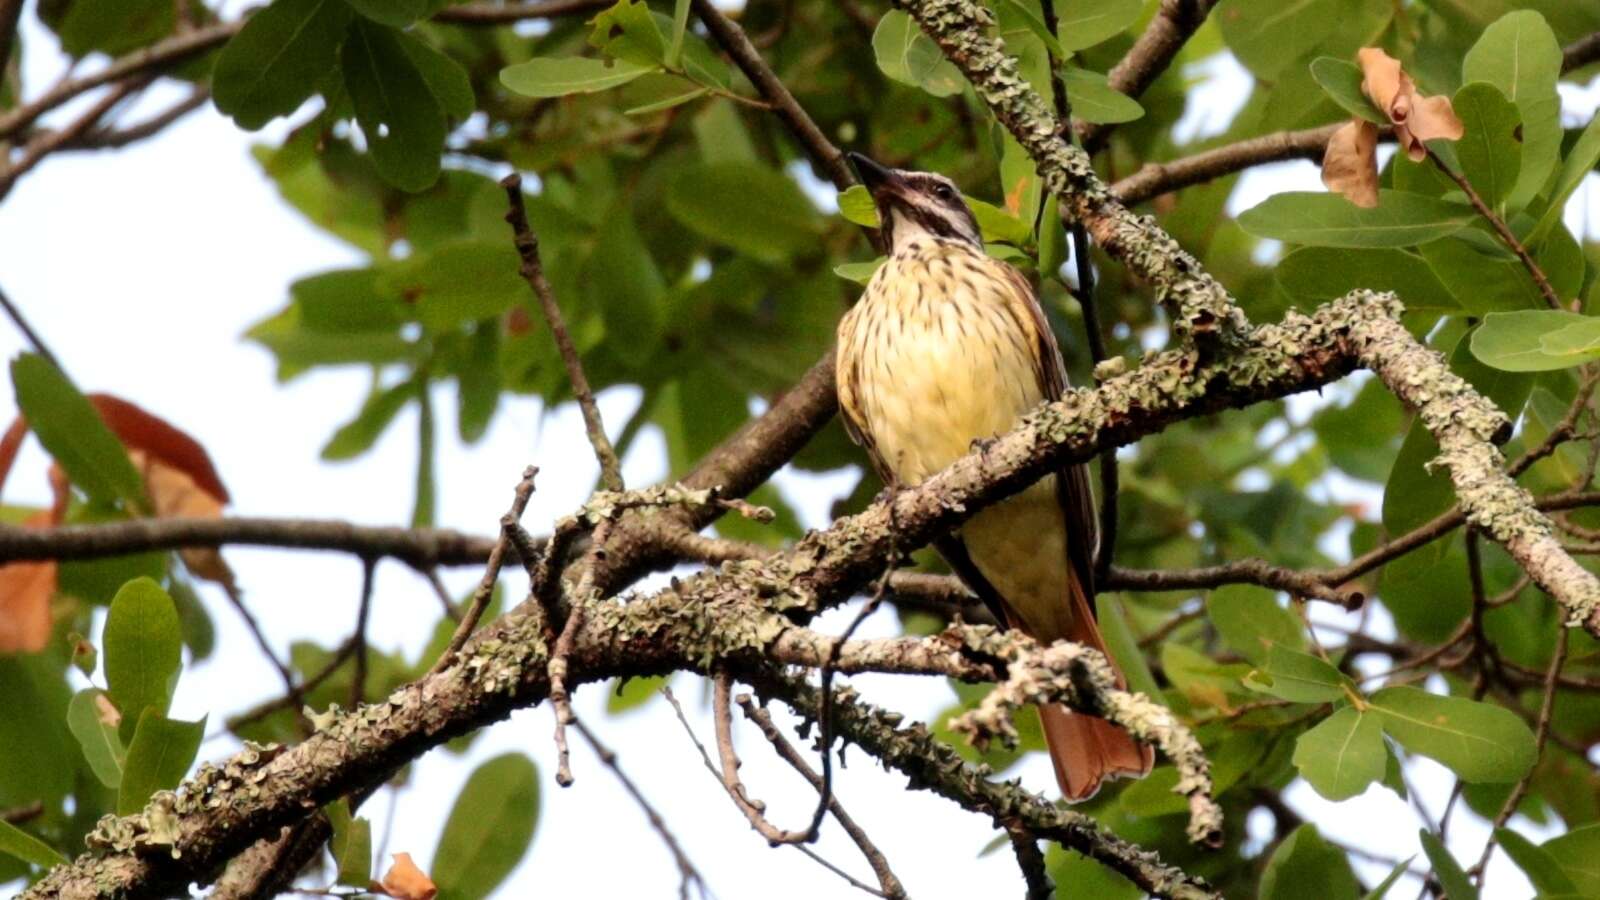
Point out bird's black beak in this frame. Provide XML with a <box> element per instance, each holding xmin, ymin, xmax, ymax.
<box><xmin>847</xmin><ymin>152</ymin><xmax>900</xmax><ymax>196</ymax></box>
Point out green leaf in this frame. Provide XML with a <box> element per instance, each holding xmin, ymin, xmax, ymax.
<box><xmin>322</xmin><ymin>378</ymin><xmax>415</xmax><ymax>461</ymax></box>
<box><xmin>873</xmin><ymin>9</ymin><xmax>964</xmax><ymax>98</ymax></box>
<box><xmin>1496</xmin><ymin>828</ymin><xmax>1577</xmax><ymax>896</ymax></box>
<box><xmin>397</xmin><ymin>30</ymin><xmax>475</xmax><ymax>121</ymax></box>
<box><xmin>12</xmin><ymin>353</ymin><xmax>145</xmax><ymax>509</ymax></box>
<box><xmin>1218</xmin><ymin>0</ymin><xmax>1389</xmax><ymax>82</ymax></box>
<box><xmin>606</xmin><ymin>675</ymin><xmax>667</xmax><ymax>714</ymax></box>
<box><xmin>1237</xmin><ymin>191</ymin><xmax>1474</xmax><ymax>248</ymax></box>
<box><xmin>68</xmin><ymin>688</ymin><xmax>126</xmax><ymax>789</ymax></box>
<box><xmin>1277</xmin><ymin>246</ymin><xmax>1458</xmax><ymax>315</ymax></box>
<box><xmin>412</xmin><ymin>381</ymin><xmax>435</xmax><ymax>529</ymax></box>
<box><xmin>1451</xmin><ymin>83</ymin><xmax>1522</xmax><ymax>213</ymax></box>
<box><xmin>1530</xmin><ymin>112</ymin><xmax>1600</xmax><ymax>245</ymax></box>
<box><xmin>327</xmin><ymin>799</ymin><xmax>374</xmax><ymax>887</ymax></box>
<box><xmin>588</xmin><ymin>0</ymin><xmax>666</xmax><ymax>67</ymax></box>
<box><xmin>1370</xmin><ymin>686</ymin><xmax>1536</xmax><ymax>783</ymax></box>
<box><xmin>1543</xmin><ymin>824</ymin><xmax>1600</xmax><ymax>896</ymax></box>
<box><xmin>1206</xmin><ymin>584</ymin><xmax>1305</xmax><ymax>665</ymax></box>
<box><xmin>1463</xmin><ymin>10</ymin><xmax>1562</xmax><ymax>211</ymax></box>
<box><xmin>0</xmin><ymin>819</ymin><xmax>66</xmax><ymax>870</ymax></box>
<box><xmin>1360</xmin><ymin>857</ymin><xmax>1413</xmax><ymax>899</ymax></box>
<box><xmin>1418</xmin><ymin>830</ymin><xmax>1478</xmax><ymax>900</ymax></box>
<box><xmin>456</xmin><ymin>325</ymin><xmax>500</xmax><ymax>444</ymax></box>
<box><xmin>583</xmin><ymin>204</ymin><xmax>666</xmax><ymax>357</ymax></box>
<box><xmin>118</xmin><ymin>710</ymin><xmax>206</xmax><ymax>815</ymax></box>
<box><xmin>1259</xmin><ymin>824</ymin><xmax>1361</xmax><ymax>900</ymax></box>
<box><xmin>1310</xmin><ymin>57</ymin><xmax>1384</xmax><ymax>123</ymax></box>
<box><xmin>664</xmin><ymin>163</ymin><xmax>824</xmax><ymax>263</ymax></box>
<box><xmin>623</xmin><ymin>81</ymin><xmax>709</xmax><ymax>115</ymax></box>
<box><xmin>54</xmin><ymin>0</ymin><xmax>174</xmax><ymax>57</ymax></box>
<box><xmin>834</xmin><ymin>260</ymin><xmax>885</xmax><ymax>284</ymax></box>
<box><xmin>666</xmin><ymin>0</ymin><xmax>690</xmax><ymax>68</ymax></box>
<box><xmin>1293</xmin><ymin>707</ymin><xmax>1385</xmax><ymax>801</ymax></box>
<box><xmin>292</xmin><ymin>268</ymin><xmax>406</xmax><ymax>333</ymax></box>
<box><xmin>343</xmin><ymin>0</ymin><xmax>430</xmax><ymax>27</ymax></box>
<box><xmin>432</xmin><ymin>752</ymin><xmax>540</xmax><ymax>900</ymax></box>
<box><xmin>377</xmin><ymin>240</ymin><xmax>525</xmax><ymax>331</ymax></box>
<box><xmin>1248</xmin><ymin>645</ymin><xmax>1349</xmax><ymax>703</ymax></box>
<box><xmin>104</xmin><ymin>577</ymin><xmax>183</xmax><ymax>742</ymax></box>
<box><xmin>57</xmin><ymin>507</ymin><xmax>168</xmax><ymax>606</ymax></box>
<box><xmin>1053</xmin><ymin>0</ymin><xmax>1142</xmax><ymax>52</ymax></box>
<box><xmin>967</xmin><ymin>196</ymin><xmax>1033</xmax><ymax>245</ymax></box>
<box><xmin>991</xmin><ymin>0</ymin><xmax>1064</xmax><ymax>58</ymax></box>
<box><xmin>1045</xmin><ymin>846</ymin><xmax>1141</xmax><ymax>900</ymax></box>
<box><xmin>1471</xmin><ymin>310</ymin><xmax>1597</xmax><ymax>371</ymax></box>
<box><xmin>500</xmin><ymin>57</ymin><xmax>657</xmax><ymax>97</ymax></box>
<box><xmin>341</xmin><ymin>19</ymin><xmax>446</xmax><ymax>192</ymax></box>
<box><xmin>1059</xmin><ymin>67</ymin><xmax>1143</xmax><ymax>124</ymax></box>
<box><xmin>1420</xmin><ymin>233</ymin><xmax>1572</xmax><ymax>314</ymax></box>
<box><xmin>838</xmin><ymin>185</ymin><xmax>880</xmax><ymax>228</ymax></box>
<box><xmin>0</xmin><ymin>656</ymin><xmax>75</xmax><ymax>809</ymax></box>
<box><xmin>213</xmin><ymin>0</ymin><xmax>355</xmax><ymax>130</ymax></box>
<box><xmin>247</xmin><ymin>305</ymin><xmax>420</xmax><ymax>379</ymax></box>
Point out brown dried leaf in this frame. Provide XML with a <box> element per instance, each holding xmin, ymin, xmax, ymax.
<box><xmin>373</xmin><ymin>853</ymin><xmax>438</xmax><ymax>900</ymax></box>
<box><xmin>130</xmin><ymin>449</ymin><xmax>232</xmax><ymax>585</ymax></box>
<box><xmin>89</xmin><ymin>395</ymin><xmax>230</xmax><ymax>504</ymax></box>
<box><xmin>0</xmin><ymin>512</ymin><xmax>56</xmax><ymax>655</ymax></box>
<box><xmin>1356</xmin><ymin>46</ymin><xmax>1461</xmax><ymax>161</ymax></box>
<box><xmin>1322</xmin><ymin>119</ymin><xmax>1380</xmax><ymax>208</ymax></box>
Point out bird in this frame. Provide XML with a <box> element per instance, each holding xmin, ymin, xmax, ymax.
<box><xmin>834</xmin><ymin>152</ymin><xmax>1152</xmax><ymax>801</ymax></box>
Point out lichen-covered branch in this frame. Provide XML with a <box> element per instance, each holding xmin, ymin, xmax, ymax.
<box><xmin>28</xmin><ymin>289</ymin><xmax>1404</xmax><ymax>899</ymax></box>
<box><xmin>891</xmin><ymin>0</ymin><xmax>1247</xmax><ymax>344</ymax></box>
<box><xmin>746</xmin><ymin>673</ymin><xmax>1219</xmax><ymax>900</ymax></box>
<box><xmin>769</xmin><ymin>623</ymin><xmax>1221</xmax><ymax>844</ymax></box>
<box><xmin>1348</xmin><ymin>313</ymin><xmax>1600</xmax><ymax>634</ymax></box>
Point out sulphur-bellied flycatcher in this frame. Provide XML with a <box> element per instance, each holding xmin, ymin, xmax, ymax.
<box><xmin>835</xmin><ymin>153</ymin><xmax>1152</xmax><ymax>801</ymax></box>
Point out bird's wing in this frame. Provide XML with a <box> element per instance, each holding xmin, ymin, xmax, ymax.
<box><xmin>995</xmin><ymin>260</ymin><xmax>1100</xmax><ymax>599</ymax></box>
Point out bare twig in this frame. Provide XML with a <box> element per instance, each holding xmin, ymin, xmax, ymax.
<box><xmin>1</xmin><ymin>76</ymin><xmax>151</xmax><ymax>200</ymax></box>
<box><xmin>59</xmin><ymin>88</ymin><xmax>209</xmax><ymax>150</ymax></box>
<box><xmin>224</xmin><ymin>637</ymin><xmax>357</xmax><ymax>732</ymax></box>
<box><xmin>219</xmin><ymin>578</ymin><xmax>297</xmax><ymax>699</ymax></box>
<box><xmin>548</xmin><ymin>517</ymin><xmax>612</xmax><ymax>787</ymax></box>
<box><xmin>1426</xmin><ymin>147</ymin><xmax>1562</xmax><ymax>310</ymax></box>
<box><xmin>2</xmin><ymin>801</ymin><xmax>42</xmax><ymax>825</ymax></box>
<box><xmin>570</xmin><ymin>718</ymin><xmax>707</xmax><ymax>900</ymax></box>
<box><xmin>349</xmin><ymin>558</ymin><xmax>377</xmax><ymax>707</ymax></box>
<box><xmin>501</xmin><ymin>176</ymin><xmax>622</xmax><ymax>490</ymax></box>
<box><xmin>712</xmin><ymin>671</ymin><xmax>809</xmax><ymax>844</ymax></box>
<box><xmin>736</xmin><ymin>694</ymin><xmax>908</xmax><ymax>900</ymax></box>
<box><xmin>432</xmin><ymin>0</ymin><xmax>610</xmax><ymax>24</ymax></box>
<box><xmin>692</xmin><ymin>0</ymin><xmax>853</xmax><ymax>192</ymax></box>
<box><xmin>1469</xmin><ymin>625</ymin><xmax>1568</xmax><ymax>883</ymax></box>
<box><xmin>422</xmin><ymin>567</ymin><xmax>463</xmax><ymax>623</ymax></box>
<box><xmin>428</xmin><ymin>466</ymin><xmax>538</xmax><ymax>674</ymax></box>
<box><xmin>0</xmin><ymin>281</ymin><xmax>65</xmax><ymax>375</ymax></box>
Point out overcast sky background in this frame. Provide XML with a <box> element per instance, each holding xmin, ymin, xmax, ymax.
<box><xmin>6</xmin><ymin>5</ymin><xmax>1600</xmax><ymax>898</ymax></box>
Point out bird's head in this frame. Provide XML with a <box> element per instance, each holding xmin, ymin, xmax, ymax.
<box><xmin>847</xmin><ymin>152</ymin><xmax>981</xmax><ymax>255</ymax></box>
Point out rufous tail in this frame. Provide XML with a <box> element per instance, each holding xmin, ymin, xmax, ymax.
<box><xmin>1025</xmin><ymin>580</ymin><xmax>1153</xmax><ymax>801</ymax></box>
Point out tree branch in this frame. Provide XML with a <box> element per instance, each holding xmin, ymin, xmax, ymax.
<box><xmin>1082</xmin><ymin>0</ymin><xmax>1219</xmax><ymax>153</ymax></box>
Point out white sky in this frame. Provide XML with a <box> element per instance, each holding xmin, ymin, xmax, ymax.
<box><xmin>9</xmin><ymin>9</ymin><xmax>1600</xmax><ymax>899</ymax></box>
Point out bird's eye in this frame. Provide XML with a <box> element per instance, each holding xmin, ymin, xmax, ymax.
<box><xmin>932</xmin><ymin>183</ymin><xmax>955</xmax><ymax>201</ymax></box>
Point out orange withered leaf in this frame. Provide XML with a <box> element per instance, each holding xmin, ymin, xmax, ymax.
<box><xmin>373</xmin><ymin>853</ymin><xmax>438</xmax><ymax>900</ymax></box>
<box><xmin>0</xmin><ymin>511</ymin><xmax>56</xmax><ymax>654</ymax></box>
<box><xmin>1356</xmin><ymin>47</ymin><xmax>1463</xmax><ymax>161</ymax></box>
<box><xmin>1322</xmin><ymin>119</ymin><xmax>1381</xmax><ymax>208</ymax></box>
<box><xmin>88</xmin><ymin>395</ymin><xmax>230</xmax><ymax>504</ymax></box>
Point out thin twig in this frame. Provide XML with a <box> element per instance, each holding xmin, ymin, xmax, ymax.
<box><xmin>1469</xmin><ymin>625</ymin><xmax>1568</xmax><ymax>884</ymax></box>
<box><xmin>1082</xmin><ymin>0</ymin><xmax>1219</xmax><ymax>152</ymax></box>
<box><xmin>570</xmin><ymin>718</ymin><xmax>707</xmax><ymax>900</ymax></box>
<box><xmin>427</xmin><ymin>466</ymin><xmax>538</xmax><ymax>674</ymax></box>
<box><xmin>1</xmin><ymin>76</ymin><xmax>152</xmax><ymax>199</ymax></box>
<box><xmin>220</xmin><ymin>578</ymin><xmax>297</xmax><ymax>698</ymax></box>
<box><xmin>224</xmin><ymin>637</ymin><xmax>357</xmax><ymax>732</ymax></box>
<box><xmin>736</xmin><ymin>695</ymin><xmax>908</xmax><ymax>899</ymax></box>
<box><xmin>548</xmin><ymin>517</ymin><xmax>611</xmax><ymax>786</ymax></box>
<box><xmin>501</xmin><ymin>175</ymin><xmax>622</xmax><ymax>490</ymax></box>
<box><xmin>0</xmin><ymin>281</ymin><xmax>63</xmax><ymax>372</ymax></box>
<box><xmin>808</xmin><ymin>484</ymin><xmax>901</xmax><ymax>841</ymax></box>
<box><xmin>422</xmin><ymin>567</ymin><xmax>462</xmax><ymax>623</ymax></box>
<box><xmin>712</xmin><ymin>671</ymin><xmax>808</xmax><ymax>843</ymax></box>
<box><xmin>349</xmin><ymin>558</ymin><xmax>377</xmax><ymax>708</ymax></box>
<box><xmin>1426</xmin><ymin>147</ymin><xmax>1562</xmax><ymax>310</ymax></box>
<box><xmin>1</xmin><ymin>801</ymin><xmax>42</xmax><ymax>825</ymax></box>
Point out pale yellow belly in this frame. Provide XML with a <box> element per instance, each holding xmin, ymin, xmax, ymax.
<box><xmin>850</xmin><ymin>272</ymin><xmax>1074</xmax><ymax>639</ymax></box>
